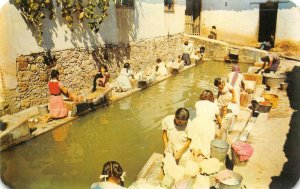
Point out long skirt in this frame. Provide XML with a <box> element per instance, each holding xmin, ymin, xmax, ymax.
<box><xmin>49</xmin><ymin>95</ymin><xmax>68</xmax><ymax>118</ymax></box>
<box><xmin>182</xmin><ymin>53</ymin><xmax>191</xmax><ymax>66</ymax></box>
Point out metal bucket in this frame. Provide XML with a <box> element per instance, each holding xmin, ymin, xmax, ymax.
<box><xmin>280</xmin><ymin>82</ymin><xmax>288</xmax><ymax>90</ymax></box>
<box><xmin>211</xmin><ymin>139</ymin><xmax>229</xmax><ymax>162</ymax></box>
<box><xmin>38</xmin><ymin>105</ymin><xmax>48</xmax><ymax>115</ymax></box>
<box><xmin>219</xmin><ymin>172</ymin><xmax>243</xmax><ymax>189</ymax></box>
<box><xmin>263</xmin><ymin>73</ymin><xmax>286</xmax><ymax>88</ymax></box>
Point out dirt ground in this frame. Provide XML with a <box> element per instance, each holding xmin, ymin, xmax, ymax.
<box><xmin>271</xmin><ymin>40</ymin><xmax>300</xmax><ymax>60</ymax></box>
<box><xmin>233</xmin><ymin>90</ymin><xmax>294</xmax><ymax>189</ymax></box>
<box><xmin>233</xmin><ymin>65</ymin><xmax>300</xmax><ymax>189</ymax></box>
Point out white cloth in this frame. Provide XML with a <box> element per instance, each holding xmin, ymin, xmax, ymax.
<box><xmin>217</xmin><ymin>82</ymin><xmax>233</xmax><ymax>107</ymax></box>
<box><xmin>182</xmin><ymin>44</ymin><xmax>192</xmax><ymax>54</ymax></box>
<box><xmin>228</xmin><ymin>72</ymin><xmax>244</xmax><ymax>114</ymax></box>
<box><xmin>91</xmin><ymin>182</ymin><xmax>126</xmax><ymax>189</ymax></box>
<box><xmin>117</xmin><ymin>68</ymin><xmax>133</xmax><ymax>91</ymax></box>
<box><xmin>156</xmin><ymin>62</ymin><xmax>168</xmax><ymax>77</ymax></box>
<box><xmin>162</xmin><ymin>115</ymin><xmax>192</xmax><ymax>154</ymax></box>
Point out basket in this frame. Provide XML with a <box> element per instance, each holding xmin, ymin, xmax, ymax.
<box><xmin>262</xmin><ymin>93</ymin><xmax>278</xmax><ymax>108</ymax></box>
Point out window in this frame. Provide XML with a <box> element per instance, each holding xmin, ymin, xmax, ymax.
<box><xmin>116</xmin><ymin>0</ymin><xmax>134</xmax><ymax>8</ymax></box>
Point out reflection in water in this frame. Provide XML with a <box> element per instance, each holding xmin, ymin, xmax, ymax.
<box><xmin>0</xmin><ymin>62</ymin><xmax>249</xmax><ymax>189</ymax></box>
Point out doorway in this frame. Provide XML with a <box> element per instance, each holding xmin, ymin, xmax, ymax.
<box><xmin>185</xmin><ymin>0</ymin><xmax>202</xmax><ymax>35</ymax></box>
<box><xmin>258</xmin><ymin>2</ymin><xmax>278</xmax><ymax>42</ymax></box>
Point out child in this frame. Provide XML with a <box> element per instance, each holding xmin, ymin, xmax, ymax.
<box><xmin>214</xmin><ymin>78</ymin><xmax>236</xmax><ymax>117</ymax></box>
<box><xmin>91</xmin><ymin>161</ymin><xmax>126</xmax><ymax>189</ymax></box>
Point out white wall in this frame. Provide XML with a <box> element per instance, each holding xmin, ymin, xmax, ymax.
<box><xmin>200</xmin><ymin>6</ymin><xmax>300</xmax><ymax>45</ymax></box>
<box><xmin>276</xmin><ymin>6</ymin><xmax>300</xmax><ymax>41</ymax></box>
<box><xmin>200</xmin><ymin>9</ymin><xmax>260</xmax><ymax>45</ymax></box>
<box><xmin>0</xmin><ymin>0</ymin><xmax>185</xmax><ymax>90</ymax></box>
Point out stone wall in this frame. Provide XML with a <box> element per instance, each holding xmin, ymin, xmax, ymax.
<box><xmin>0</xmin><ymin>34</ymin><xmax>184</xmax><ymax>116</ymax></box>
<box><xmin>190</xmin><ymin>36</ymin><xmax>229</xmax><ymax>61</ymax></box>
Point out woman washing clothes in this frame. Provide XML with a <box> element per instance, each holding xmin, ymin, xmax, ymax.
<box><xmin>91</xmin><ymin>161</ymin><xmax>126</xmax><ymax>189</ymax></box>
<box><xmin>227</xmin><ymin>65</ymin><xmax>245</xmax><ymax>115</ymax></box>
<box><xmin>162</xmin><ymin>108</ymin><xmax>192</xmax><ymax>165</ymax></box>
<box><xmin>181</xmin><ymin>40</ymin><xmax>192</xmax><ymax>66</ymax></box>
<box><xmin>92</xmin><ymin>65</ymin><xmax>110</xmax><ymax>92</ymax></box>
<box><xmin>190</xmin><ymin>90</ymin><xmax>223</xmax><ymax>159</ymax></box>
<box><xmin>155</xmin><ymin>58</ymin><xmax>168</xmax><ymax>77</ymax></box>
<box><xmin>116</xmin><ymin>63</ymin><xmax>135</xmax><ymax>92</ymax></box>
<box><xmin>214</xmin><ymin>78</ymin><xmax>236</xmax><ymax>117</ymax></box>
<box><xmin>44</xmin><ymin>69</ymin><xmax>82</xmax><ymax>123</ymax></box>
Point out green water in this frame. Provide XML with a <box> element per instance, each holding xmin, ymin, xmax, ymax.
<box><xmin>1</xmin><ymin>61</ymin><xmax>249</xmax><ymax>189</ymax></box>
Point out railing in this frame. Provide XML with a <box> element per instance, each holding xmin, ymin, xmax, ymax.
<box><xmin>185</xmin><ymin>22</ymin><xmax>200</xmax><ymax>35</ymax></box>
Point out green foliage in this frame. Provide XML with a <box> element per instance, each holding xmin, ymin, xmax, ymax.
<box><xmin>15</xmin><ymin>0</ymin><xmax>55</xmax><ymax>45</ymax></box>
<box><xmin>15</xmin><ymin>0</ymin><xmax>111</xmax><ymax>45</ymax></box>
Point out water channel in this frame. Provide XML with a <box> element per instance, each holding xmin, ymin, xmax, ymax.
<box><xmin>1</xmin><ymin>61</ymin><xmax>249</xmax><ymax>189</ymax></box>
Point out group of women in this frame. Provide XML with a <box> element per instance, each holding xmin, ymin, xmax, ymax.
<box><xmin>162</xmin><ymin>64</ymin><xmax>245</xmax><ymax>166</ymax></box>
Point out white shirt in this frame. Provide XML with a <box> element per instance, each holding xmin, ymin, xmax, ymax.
<box><xmin>195</xmin><ymin>100</ymin><xmax>219</xmax><ymax>121</ymax></box>
<box><xmin>162</xmin><ymin>115</ymin><xmax>192</xmax><ymax>154</ymax></box>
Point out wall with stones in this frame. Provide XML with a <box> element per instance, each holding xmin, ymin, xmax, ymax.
<box><xmin>0</xmin><ymin>34</ymin><xmax>184</xmax><ymax>116</ymax></box>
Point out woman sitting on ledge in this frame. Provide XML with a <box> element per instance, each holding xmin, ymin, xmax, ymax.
<box><xmin>44</xmin><ymin>69</ymin><xmax>82</xmax><ymax>123</ymax></box>
<box><xmin>92</xmin><ymin>64</ymin><xmax>110</xmax><ymax>92</ymax></box>
<box><xmin>115</xmin><ymin>63</ymin><xmax>135</xmax><ymax>92</ymax></box>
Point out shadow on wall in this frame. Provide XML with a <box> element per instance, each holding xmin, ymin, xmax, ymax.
<box><xmin>269</xmin><ymin>66</ymin><xmax>300</xmax><ymax>189</ymax></box>
<box><xmin>10</xmin><ymin>0</ymin><xmax>140</xmax><ymax>56</ymax></box>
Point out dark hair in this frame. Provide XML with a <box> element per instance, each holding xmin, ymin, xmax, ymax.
<box><xmin>214</xmin><ymin>78</ymin><xmax>222</xmax><ymax>87</ymax></box>
<box><xmin>101</xmin><ymin>161</ymin><xmax>124</xmax><ymax>186</ymax></box>
<box><xmin>100</xmin><ymin>64</ymin><xmax>108</xmax><ymax>72</ymax></box>
<box><xmin>50</xmin><ymin>69</ymin><xmax>59</xmax><ymax>79</ymax></box>
<box><xmin>199</xmin><ymin>90</ymin><xmax>214</xmax><ymax>102</ymax></box>
<box><xmin>178</xmin><ymin>55</ymin><xmax>181</xmax><ymax>59</ymax></box>
<box><xmin>261</xmin><ymin>56</ymin><xmax>270</xmax><ymax>63</ymax></box>
<box><xmin>175</xmin><ymin>108</ymin><xmax>189</xmax><ymax>121</ymax></box>
<box><xmin>184</xmin><ymin>41</ymin><xmax>188</xmax><ymax>45</ymax></box>
<box><xmin>124</xmin><ymin>63</ymin><xmax>131</xmax><ymax>73</ymax></box>
<box><xmin>0</xmin><ymin>120</ymin><xmax>7</xmax><ymax>131</ymax></box>
<box><xmin>124</xmin><ymin>63</ymin><xmax>130</xmax><ymax>69</ymax></box>
<box><xmin>156</xmin><ymin>58</ymin><xmax>162</xmax><ymax>63</ymax></box>
<box><xmin>212</xmin><ymin>26</ymin><xmax>216</xmax><ymax>29</ymax></box>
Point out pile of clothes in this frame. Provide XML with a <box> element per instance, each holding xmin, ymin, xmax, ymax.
<box><xmin>231</xmin><ymin>142</ymin><xmax>254</xmax><ymax>162</ymax></box>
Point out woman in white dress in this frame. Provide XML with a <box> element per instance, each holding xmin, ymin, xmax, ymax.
<box><xmin>116</xmin><ymin>63</ymin><xmax>134</xmax><ymax>92</ymax></box>
<box><xmin>191</xmin><ymin>90</ymin><xmax>223</xmax><ymax>158</ymax></box>
<box><xmin>162</xmin><ymin>108</ymin><xmax>192</xmax><ymax>165</ymax></box>
<box><xmin>155</xmin><ymin>58</ymin><xmax>168</xmax><ymax>77</ymax></box>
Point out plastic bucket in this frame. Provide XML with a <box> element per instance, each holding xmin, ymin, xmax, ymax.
<box><xmin>219</xmin><ymin>172</ymin><xmax>243</xmax><ymax>189</ymax></box>
<box><xmin>211</xmin><ymin>139</ymin><xmax>229</xmax><ymax>162</ymax></box>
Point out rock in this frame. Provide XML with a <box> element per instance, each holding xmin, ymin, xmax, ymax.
<box><xmin>30</xmin><ymin>64</ymin><xmax>39</xmax><ymax>71</ymax></box>
<box><xmin>17</xmin><ymin>57</ymin><xmax>28</xmax><ymax>71</ymax></box>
